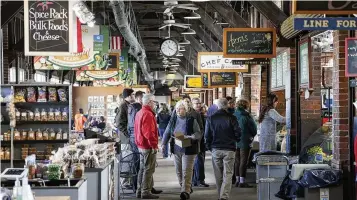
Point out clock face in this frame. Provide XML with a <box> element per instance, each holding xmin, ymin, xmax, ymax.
<box><xmin>160</xmin><ymin>39</ymin><xmax>179</xmax><ymax>57</ymax></box>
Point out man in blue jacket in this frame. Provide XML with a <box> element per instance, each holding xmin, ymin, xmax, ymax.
<box><xmin>205</xmin><ymin>98</ymin><xmax>241</xmax><ymax>200</ymax></box>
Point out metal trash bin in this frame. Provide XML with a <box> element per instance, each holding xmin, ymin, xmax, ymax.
<box><xmin>256</xmin><ymin>154</ymin><xmax>289</xmax><ymax>200</ymax></box>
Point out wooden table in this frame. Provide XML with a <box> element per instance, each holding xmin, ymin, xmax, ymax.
<box><xmin>36</xmin><ymin>197</ymin><xmax>70</xmax><ymax>200</ymax></box>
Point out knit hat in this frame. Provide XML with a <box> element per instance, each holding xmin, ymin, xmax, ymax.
<box><xmin>122</xmin><ymin>88</ymin><xmax>134</xmax><ymax>98</ymax></box>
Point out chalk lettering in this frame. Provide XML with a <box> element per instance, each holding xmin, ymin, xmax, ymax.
<box><xmin>328</xmin><ymin>0</ymin><xmax>357</xmax><ymax>10</ymax></box>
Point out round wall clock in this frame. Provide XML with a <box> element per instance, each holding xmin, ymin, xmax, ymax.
<box><xmin>160</xmin><ymin>39</ymin><xmax>179</xmax><ymax>57</ymax></box>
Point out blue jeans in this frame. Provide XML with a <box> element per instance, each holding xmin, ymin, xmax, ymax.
<box><xmin>129</xmin><ymin>136</ymin><xmax>140</xmax><ymax>191</ymax></box>
<box><xmin>192</xmin><ymin>151</ymin><xmax>205</xmax><ymax>185</ymax></box>
<box><xmin>159</xmin><ymin>128</ymin><xmax>168</xmax><ymax>158</ymax></box>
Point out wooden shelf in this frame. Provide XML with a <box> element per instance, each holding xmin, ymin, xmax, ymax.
<box><xmin>1</xmin><ymin>140</ymin><xmax>68</xmax><ymax>145</ymax></box>
<box><xmin>15</xmin><ymin>102</ymin><xmax>69</xmax><ymax>106</ymax></box>
<box><xmin>16</xmin><ymin>121</ymin><xmax>69</xmax><ymax>125</ymax></box>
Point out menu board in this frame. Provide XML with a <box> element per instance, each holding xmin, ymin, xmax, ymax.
<box><xmin>223</xmin><ymin>28</ymin><xmax>276</xmax><ymax>58</ymax></box>
<box><xmin>271</xmin><ymin>58</ymin><xmax>277</xmax><ymax>89</ymax></box>
<box><xmin>345</xmin><ymin>38</ymin><xmax>357</xmax><ymax>77</ymax></box>
<box><xmin>299</xmin><ymin>40</ymin><xmax>311</xmax><ymax>87</ymax></box>
<box><xmin>276</xmin><ymin>54</ymin><xmax>283</xmax><ymax>87</ymax></box>
<box><xmin>24</xmin><ymin>0</ymin><xmax>74</xmax><ymax>56</ymax></box>
<box><xmin>209</xmin><ymin>72</ymin><xmax>237</xmax><ymax>88</ymax></box>
<box><xmin>282</xmin><ymin>51</ymin><xmax>289</xmax><ymax>85</ymax></box>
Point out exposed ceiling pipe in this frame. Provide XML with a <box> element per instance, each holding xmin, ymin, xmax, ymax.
<box><xmin>109</xmin><ymin>0</ymin><xmax>154</xmax><ymax>91</ymax></box>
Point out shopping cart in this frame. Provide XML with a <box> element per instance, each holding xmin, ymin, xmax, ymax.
<box><xmin>255</xmin><ymin>152</ymin><xmax>289</xmax><ymax>200</ymax></box>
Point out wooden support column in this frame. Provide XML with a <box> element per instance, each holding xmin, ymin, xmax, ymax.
<box><xmin>208</xmin><ymin>90</ymin><xmax>213</xmax><ymax>106</ymax></box>
<box><xmin>222</xmin><ymin>88</ymin><xmax>227</xmax><ymax>98</ymax></box>
<box><xmin>213</xmin><ymin>88</ymin><xmax>219</xmax><ymax>99</ymax></box>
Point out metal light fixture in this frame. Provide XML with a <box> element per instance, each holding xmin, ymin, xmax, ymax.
<box><xmin>184</xmin><ymin>11</ymin><xmax>201</xmax><ymax>19</ymax></box>
<box><xmin>213</xmin><ymin>12</ymin><xmax>229</xmax><ymax>25</ymax></box>
<box><xmin>179</xmin><ymin>38</ymin><xmax>191</xmax><ymax>45</ymax></box>
<box><xmin>181</xmin><ymin>28</ymin><xmax>196</xmax><ymax>35</ymax></box>
<box><xmin>179</xmin><ymin>47</ymin><xmax>186</xmax><ymax>52</ymax></box>
<box><xmin>176</xmin><ymin>53</ymin><xmax>184</xmax><ymax>56</ymax></box>
<box><xmin>199</xmin><ymin>40</ymin><xmax>204</xmax><ymax>44</ymax></box>
<box><xmin>191</xmin><ymin>0</ymin><xmax>209</xmax><ymax>2</ymax></box>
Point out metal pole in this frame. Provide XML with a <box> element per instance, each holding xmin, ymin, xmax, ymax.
<box><xmin>295</xmin><ymin>38</ymin><xmax>301</xmax><ymax>155</ymax></box>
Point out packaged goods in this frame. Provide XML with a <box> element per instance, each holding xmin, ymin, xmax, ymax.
<box><xmin>37</xmin><ymin>86</ymin><xmax>47</xmax><ymax>102</ymax></box>
<box><xmin>14</xmin><ymin>89</ymin><xmax>26</xmax><ymax>102</ymax></box>
<box><xmin>48</xmin><ymin>87</ymin><xmax>57</xmax><ymax>102</ymax></box>
<box><xmin>57</xmin><ymin>88</ymin><xmax>68</xmax><ymax>102</ymax></box>
<box><xmin>26</xmin><ymin>87</ymin><xmax>36</xmax><ymax>102</ymax></box>
<box><xmin>40</xmin><ymin>108</ymin><xmax>47</xmax><ymax>121</ymax></box>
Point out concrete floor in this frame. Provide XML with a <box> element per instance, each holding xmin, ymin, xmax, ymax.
<box><xmin>121</xmin><ymin>153</ymin><xmax>257</xmax><ymax>200</ymax></box>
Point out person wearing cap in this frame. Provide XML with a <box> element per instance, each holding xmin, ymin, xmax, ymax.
<box><xmin>116</xmin><ymin>88</ymin><xmax>135</xmax><ymax>138</ymax></box>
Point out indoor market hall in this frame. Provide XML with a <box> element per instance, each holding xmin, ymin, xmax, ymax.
<box><xmin>0</xmin><ymin>1</ymin><xmax>355</xmax><ymax>200</ymax></box>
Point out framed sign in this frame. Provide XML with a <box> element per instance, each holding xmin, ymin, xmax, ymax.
<box><xmin>292</xmin><ymin>0</ymin><xmax>357</xmax><ymax>15</ymax></box>
<box><xmin>223</xmin><ymin>28</ymin><xmax>276</xmax><ymax>58</ymax></box>
<box><xmin>201</xmin><ymin>72</ymin><xmax>209</xmax><ymax>88</ymax></box>
<box><xmin>345</xmin><ymin>38</ymin><xmax>357</xmax><ymax>77</ymax></box>
<box><xmin>197</xmin><ymin>52</ymin><xmax>248</xmax><ymax>72</ymax></box>
<box><xmin>299</xmin><ymin>38</ymin><xmax>312</xmax><ymax>88</ymax></box>
<box><xmin>24</xmin><ymin>0</ymin><xmax>75</xmax><ymax>56</ymax></box>
<box><xmin>208</xmin><ymin>72</ymin><xmax>238</xmax><ymax>88</ymax></box>
<box><xmin>184</xmin><ymin>75</ymin><xmax>202</xmax><ymax>89</ymax></box>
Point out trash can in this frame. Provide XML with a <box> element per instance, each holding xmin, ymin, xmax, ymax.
<box><xmin>255</xmin><ymin>152</ymin><xmax>289</xmax><ymax>200</ymax></box>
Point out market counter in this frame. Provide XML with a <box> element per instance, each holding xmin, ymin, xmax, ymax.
<box><xmin>36</xmin><ymin>196</ymin><xmax>70</xmax><ymax>200</ymax></box>
<box><xmin>84</xmin><ymin>159</ymin><xmax>118</xmax><ymax>200</ymax></box>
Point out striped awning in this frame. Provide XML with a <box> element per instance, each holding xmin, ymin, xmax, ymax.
<box><xmin>280</xmin><ymin>14</ymin><xmax>324</xmax><ymax>39</ymax></box>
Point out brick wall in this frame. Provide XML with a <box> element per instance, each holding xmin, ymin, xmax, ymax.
<box><xmin>332</xmin><ymin>30</ymin><xmax>349</xmax><ymax>169</ymax></box>
<box><xmin>242</xmin><ymin>77</ymin><xmax>251</xmax><ymax>102</ymax></box>
<box><xmin>250</xmin><ymin>65</ymin><xmax>261</xmax><ymax>117</ymax></box>
<box><xmin>207</xmin><ymin>90</ymin><xmax>213</xmax><ymax>106</ymax></box>
<box><xmin>289</xmin><ymin>48</ymin><xmax>298</xmax><ymax>153</ymax></box>
<box><xmin>321</xmin><ymin>52</ymin><xmax>333</xmax><ymax>87</ymax></box>
<box><xmin>222</xmin><ymin>88</ymin><xmax>226</xmax><ymax>98</ymax></box>
<box><xmin>213</xmin><ymin>88</ymin><xmax>218</xmax><ymax>99</ymax></box>
<box><xmin>299</xmin><ymin>47</ymin><xmax>322</xmax><ymax>145</ymax></box>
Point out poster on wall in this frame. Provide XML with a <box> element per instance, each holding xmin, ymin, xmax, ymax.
<box><xmin>299</xmin><ymin>38</ymin><xmax>312</xmax><ymax>88</ymax></box>
<box><xmin>24</xmin><ymin>0</ymin><xmax>76</xmax><ymax>56</ymax></box>
<box><xmin>223</xmin><ymin>28</ymin><xmax>276</xmax><ymax>58</ymax></box>
<box><xmin>197</xmin><ymin>52</ymin><xmax>248</xmax><ymax>72</ymax></box>
<box><xmin>34</xmin><ymin>25</ymin><xmax>110</xmax><ymax>70</ymax></box>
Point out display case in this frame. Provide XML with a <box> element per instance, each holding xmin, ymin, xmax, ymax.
<box><xmin>299</xmin><ymin>122</ymin><xmax>333</xmax><ymax>165</ymax></box>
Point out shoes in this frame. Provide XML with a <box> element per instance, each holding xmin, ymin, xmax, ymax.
<box><xmin>180</xmin><ymin>192</ymin><xmax>190</xmax><ymax>200</ymax></box>
<box><xmin>136</xmin><ymin>192</ymin><xmax>141</xmax><ymax>198</ymax></box>
<box><xmin>151</xmin><ymin>188</ymin><xmax>163</xmax><ymax>194</ymax></box>
<box><xmin>197</xmin><ymin>182</ymin><xmax>209</xmax><ymax>187</ymax></box>
<box><xmin>190</xmin><ymin>187</ymin><xmax>193</xmax><ymax>194</ymax></box>
<box><xmin>141</xmin><ymin>194</ymin><xmax>159</xmax><ymax>199</ymax></box>
<box><xmin>235</xmin><ymin>181</ymin><xmax>240</xmax><ymax>187</ymax></box>
<box><xmin>238</xmin><ymin>183</ymin><xmax>253</xmax><ymax>188</ymax></box>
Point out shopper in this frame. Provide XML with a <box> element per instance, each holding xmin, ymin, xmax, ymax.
<box><xmin>162</xmin><ymin>100</ymin><xmax>202</xmax><ymax>200</ymax></box>
<box><xmin>226</xmin><ymin>96</ymin><xmax>235</xmax><ymax>114</ymax></box>
<box><xmin>97</xmin><ymin>116</ymin><xmax>106</xmax><ymax>130</ymax></box>
<box><xmin>74</xmin><ymin>108</ymin><xmax>87</xmax><ymax>132</ymax></box>
<box><xmin>116</xmin><ymin>88</ymin><xmax>135</xmax><ymax>138</ymax></box>
<box><xmin>258</xmin><ymin>93</ymin><xmax>286</xmax><ymax>151</ymax></box>
<box><xmin>128</xmin><ymin>91</ymin><xmax>145</xmax><ymax>149</ymax></box>
<box><xmin>157</xmin><ymin>104</ymin><xmax>171</xmax><ymax>158</ymax></box>
<box><xmin>205</xmin><ymin>98</ymin><xmax>241</xmax><ymax>200</ymax></box>
<box><xmin>134</xmin><ymin>94</ymin><xmax>160</xmax><ymax>199</ymax></box>
<box><xmin>191</xmin><ymin>98</ymin><xmax>209</xmax><ymax>187</ymax></box>
<box><xmin>234</xmin><ymin>99</ymin><xmax>257</xmax><ymax>188</ymax></box>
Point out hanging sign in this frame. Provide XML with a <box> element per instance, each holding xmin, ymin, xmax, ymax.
<box><xmin>24</xmin><ymin>0</ymin><xmax>75</xmax><ymax>56</ymax></box>
<box><xmin>197</xmin><ymin>52</ymin><xmax>249</xmax><ymax>72</ymax></box>
<box><xmin>184</xmin><ymin>75</ymin><xmax>202</xmax><ymax>89</ymax></box>
<box><xmin>209</xmin><ymin>72</ymin><xmax>238</xmax><ymax>88</ymax></box>
<box><xmin>223</xmin><ymin>28</ymin><xmax>276</xmax><ymax>58</ymax></box>
<box><xmin>299</xmin><ymin>38</ymin><xmax>312</xmax><ymax>88</ymax></box>
<box><xmin>292</xmin><ymin>0</ymin><xmax>357</xmax><ymax>15</ymax></box>
<box><xmin>201</xmin><ymin>73</ymin><xmax>209</xmax><ymax>88</ymax></box>
<box><xmin>345</xmin><ymin>38</ymin><xmax>357</xmax><ymax>77</ymax></box>
<box><xmin>232</xmin><ymin>59</ymin><xmax>270</xmax><ymax>65</ymax></box>
<box><xmin>294</xmin><ymin>17</ymin><xmax>357</xmax><ymax>30</ymax></box>
<box><xmin>76</xmin><ymin>71</ymin><xmax>119</xmax><ymax>81</ymax></box>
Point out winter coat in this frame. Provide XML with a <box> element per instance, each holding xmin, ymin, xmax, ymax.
<box><xmin>234</xmin><ymin>108</ymin><xmax>257</xmax><ymax>149</ymax></box>
<box><xmin>127</xmin><ymin>102</ymin><xmax>142</xmax><ymax>136</ymax></box>
<box><xmin>134</xmin><ymin>105</ymin><xmax>159</xmax><ymax>149</ymax></box>
<box><xmin>259</xmin><ymin>109</ymin><xmax>286</xmax><ymax>151</ymax></box>
<box><xmin>116</xmin><ymin>100</ymin><xmax>130</xmax><ymax>137</ymax></box>
<box><xmin>157</xmin><ymin>112</ymin><xmax>171</xmax><ymax>129</ymax></box>
<box><xmin>205</xmin><ymin>109</ymin><xmax>241</xmax><ymax>152</ymax></box>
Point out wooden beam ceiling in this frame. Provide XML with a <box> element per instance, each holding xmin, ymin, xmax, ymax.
<box><xmin>191</xmin><ymin>23</ymin><xmax>221</xmax><ymax>52</ymax></box>
<box><xmin>194</xmin><ymin>3</ymin><xmax>223</xmax><ymax>42</ymax></box>
<box><xmin>208</xmin><ymin>1</ymin><xmax>249</xmax><ymax>28</ymax></box>
<box><xmin>249</xmin><ymin>1</ymin><xmax>288</xmax><ymax>28</ymax></box>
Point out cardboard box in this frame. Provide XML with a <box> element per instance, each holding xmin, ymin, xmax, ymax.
<box><xmin>174</xmin><ymin>138</ymin><xmax>191</xmax><ymax>148</ymax></box>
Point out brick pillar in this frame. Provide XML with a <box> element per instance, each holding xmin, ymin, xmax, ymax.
<box><xmin>231</xmin><ymin>87</ymin><xmax>236</xmax><ymax>99</ymax></box>
<box><xmin>213</xmin><ymin>88</ymin><xmax>218</xmax><ymax>99</ymax></box>
<box><xmin>242</xmin><ymin>76</ymin><xmax>251</xmax><ymax>102</ymax></box>
<box><xmin>300</xmin><ymin>45</ymin><xmax>322</xmax><ymax>146</ymax></box>
<box><xmin>289</xmin><ymin>48</ymin><xmax>298</xmax><ymax>154</ymax></box>
<box><xmin>222</xmin><ymin>88</ymin><xmax>227</xmax><ymax>98</ymax></box>
<box><xmin>332</xmin><ymin>30</ymin><xmax>349</xmax><ymax>170</ymax></box>
<box><xmin>251</xmin><ymin>65</ymin><xmax>261</xmax><ymax>117</ymax></box>
<box><xmin>207</xmin><ymin>90</ymin><xmax>213</xmax><ymax>106</ymax></box>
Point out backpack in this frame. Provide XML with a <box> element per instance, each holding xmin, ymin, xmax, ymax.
<box><xmin>127</xmin><ymin>103</ymin><xmax>142</xmax><ymax>132</ymax></box>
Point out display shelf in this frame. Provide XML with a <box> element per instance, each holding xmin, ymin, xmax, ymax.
<box><xmin>16</xmin><ymin>121</ymin><xmax>69</xmax><ymax>125</ymax></box>
<box><xmin>1</xmin><ymin>140</ymin><xmax>68</xmax><ymax>145</ymax></box>
<box><xmin>15</xmin><ymin>102</ymin><xmax>69</xmax><ymax>106</ymax></box>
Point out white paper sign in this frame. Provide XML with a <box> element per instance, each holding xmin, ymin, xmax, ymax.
<box><xmin>320</xmin><ymin>188</ymin><xmax>329</xmax><ymax>200</ymax></box>
<box><xmin>198</xmin><ymin>52</ymin><xmax>249</xmax><ymax>72</ymax></box>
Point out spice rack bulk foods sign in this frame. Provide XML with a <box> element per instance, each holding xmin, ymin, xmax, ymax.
<box><xmin>24</xmin><ymin>0</ymin><xmax>75</xmax><ymax>56</ymax></box>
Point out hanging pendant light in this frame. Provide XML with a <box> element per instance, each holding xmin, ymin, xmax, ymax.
<box><xmin>184</xmin><ymin>11</ymin><xmax>201</xmax><ymax>19</ymax></box>
<box><xmin>181</xmin><ymin>28</ymin><xmax>196</xmax><ymax>35</ymax></box>
<box><xmin>176</xmin><ymin>53</ymin><xmax>184</xmax><ymax>56</ymax></box>
<box><xmin>179</xmin><ymin>38</ymin><xmax>191</xmax><ymax>45</ymax></box>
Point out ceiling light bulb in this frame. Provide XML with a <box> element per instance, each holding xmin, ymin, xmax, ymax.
<box><xmin>179</xmin><ymin>38</ymin><xmax>191</xmax><ymax>45</ymax></box>
<box><xmin>176</xmin><ymin>53</ymin><xmax>183</xmax><ymax>56</ymax></box>
<box><xmin>181</xmin><ymin>28</ymin><xmax>196</xmax><ymax>35</ymax></box>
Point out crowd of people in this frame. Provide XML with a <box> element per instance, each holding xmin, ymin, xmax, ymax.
<box><xmin>107</xmin><ymin>88</ymin><xmax>285</xmax><ymax>200</ymax></box>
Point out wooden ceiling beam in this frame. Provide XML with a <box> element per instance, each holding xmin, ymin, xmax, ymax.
<box><xmin>140</xmin><ymin>31</ymin><xmax>181</xmax><ymax>38</ymax></box>
<box><xmin>130</xmin><ymin>2</ymin><xmax>189</xmax><ymax>13</ymax></box>
<box><xmin>191</xmin><ymin>23</ymin><xmax>222</xmax><ymax>52</ymax></box>
<box><xmin>194</xmin><ymin>3</ymin><xmax>223</xmax><ymax>42</ymax></box>
<box><xmin>208</xmin><ymin>1</ymin><xmax>249</xmax><ymax>28</ymax></box>
<box><xmin>249</xmin><ymin>1</ymin><xmax>288</xmax><ymax>28</ymax></box>
<box><xmin>185</xmin><ymin>35</ymin><xmax>207</xmax><ymax>52</ymax></box>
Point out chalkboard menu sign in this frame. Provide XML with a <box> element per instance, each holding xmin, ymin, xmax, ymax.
<box><xmin>24</xmin><ymin>0</ymin><xmax>74</xmax><ymax>56</ymax></box>
<box><xmin>293</xmin><ymin>0</ymin><xmax>357</xmax><ymax>14</ymax></box>
<box><xmin>271</xmin><ymin>58</ymin><xmax>277</xmax><ymax>89</ymax></box>
<box><xmin>345</xmin><ymin>38</ymin><xmax>357</xmax><ymax>77</ymax></box>
<box><xmin>276</xmin><ymin>54</ymin><xmax>283</xmax><ymax>87</ymax></box>
<box><xmin>223</xmin><ymin>28</ymin><xmax>276</xmax><ymax>58</ymax></box>
<box><xmin>209</xmin><ymin>72</ymin><xmax>237</xmax><ymax>88</ymax></box>
<box><xmin>299</xmin><ymin>38</ymin><xmax>312</xmax><ymax>88</ymax></box>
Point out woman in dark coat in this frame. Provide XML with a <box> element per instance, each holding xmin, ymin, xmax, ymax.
<box><xmin>157</xmin><ymin>104</ymin><xmax>171</xmax><ymax>158</ymax></box>
<box><xmin>233</xmin><ymin>99</ymin><xmax>257</xmax><ymax>188</ymax></box>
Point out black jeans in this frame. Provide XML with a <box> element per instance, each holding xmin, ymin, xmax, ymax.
<box><xmin>192</xmin><ymin>151</ymin><xmax>205</xmax><ymax>185</ymax></box>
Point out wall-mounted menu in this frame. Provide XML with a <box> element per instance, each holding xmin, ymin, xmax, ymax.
<box><xmin>299</xmin><ymin>39</ymin><xmax>311</xmax><ymax>87</ymax></box>
<box><xmin>24</xmin><ymin>0</ymin><xmax>74</xmax><ymax>56</ymax></box>
<box><xmin>276</xmin><ymin>54</ymin><xmax>283</xmax><ymax>87</ymax></box>
<box><xmin>282</xmin><ymin>51</ymin><xmax>289</xmax><ymax>85</ymax></box>
<box><xmin>223</xmin><ymin>28</ymin><xmax>276</xmax><ymax>58</ymax></box>
<box><xmin>209</xmin><ymin>72</ymin><xmax>237</xmax><ymax>88</ymax></box>
<box><xmin>345</xmin><ymin>38</ymin><xmax>357</xmax><ymax>77</ymax></box>
<box><xmin>271</xmin><ymin>58</ymin><xmax>277</xmax><ymax>89</ymax></box>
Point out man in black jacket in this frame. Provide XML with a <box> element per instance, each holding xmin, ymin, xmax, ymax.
<box><xmin>116</xmin><ymin>88</ymin><xmax>135</xmax><ymax>139</ymax></box>
<box><xmin>205</xmin><ymin>98</ymin><xmax>241</xmax><ymax>200</ymax></box>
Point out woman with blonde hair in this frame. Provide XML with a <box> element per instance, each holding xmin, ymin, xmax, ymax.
<box><xmin>233</xmin><ymin>99</ymin><xmax>257</xmax><ymax>188</ymax></box>
<box><xmin>162</xmin><ymin>100</ymin><xmax>201</xmax><ymax>200</ymax></box>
